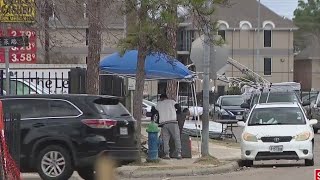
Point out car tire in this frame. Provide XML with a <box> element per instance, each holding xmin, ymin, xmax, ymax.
<box><xmin>305</xmin><ymin>159</ymin><xmax>314</xmax><ymax>166</ymax></box>
<box><xmin>314</xmin><ymin>128</ymin><xmax>318</xmax><ymax>134</ymax></box>
<box><xmin>241</xmin><ymin>160</ymin><xmax>253</xmax><ymax>167</ymax></box>
<box><xmin>36</xmin><ymin>145</ymin><xmax>74</xmax><ymax>180</ymax></box>
<box><xmin>77</xmin><ymin>167</ymin><xmax>94</xmax><ymax>180</ymax></box>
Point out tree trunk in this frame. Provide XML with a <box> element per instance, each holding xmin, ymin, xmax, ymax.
<box><xmin>132</xmin><ymin>0</ymin><xmax>149</xmax><ymax>164</ymax></box>
<box><xmin>132</xmin><ymin>46</ymin><xmax>147</xmax><ymax>164</ymax></box>
<box><xmin>166</xmin><ymin>1</ymin><xmax>178</xmax><ymax>100</ymax></box>
<box><xmin>43</xmin><ymin>0</ymin><xmax>50</xmax><ymax>64</ymax></box>
<box><xmin>86</xmin><ymin>0</ymin><xmax>102</xmax><ymax>95</ymax></box>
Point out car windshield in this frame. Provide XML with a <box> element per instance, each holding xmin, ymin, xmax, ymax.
<box><xmin>252</xmin><ymin>92</ymin><xmax>299</xmax><ymax>105</ymax></box>
<box><xmin>221</xmin><ymin>96</ymin><xmax>244</xmax><ymax>106</ymax></box>
<box><xmin>248</xmin><ymin>107</ymin><xmax>306</xmax><ymax>126</ymax></box>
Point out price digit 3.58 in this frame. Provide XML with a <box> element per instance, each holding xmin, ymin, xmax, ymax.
<box><xmin>26</xmin><ymin>54</ymin><xmax>33</xmax><ymax>61</ymax></box>
<box><xmin>11</xmin><ymin>54</ymin><xmax>19</xmax><ymax>62</ymax></box>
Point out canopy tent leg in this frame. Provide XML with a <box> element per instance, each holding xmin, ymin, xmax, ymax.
<box><xmin>191</xmin><ymin>82</ymin><xmax>201</xmax><ymax>156</ymax></box>
<box><xmin>176</xmin><ymin>81</ymin><xmax>180</xmax><ymax>101</ymax></box>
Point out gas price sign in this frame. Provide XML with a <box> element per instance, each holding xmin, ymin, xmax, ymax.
<box><xmin>0</xmin><ymin>29</ymin><xmax>37</xmax><ymax>63</ymax></box>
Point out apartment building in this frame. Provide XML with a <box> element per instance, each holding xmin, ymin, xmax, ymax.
<box><xmin>30</xmin><ymin>0</ymin><xmax>297</xmax><ymax>95</ymax></box>
<box><xmin>178</xmin><ymin>0</ymin><xmax>297</xmax><ymax>92</ymax></box>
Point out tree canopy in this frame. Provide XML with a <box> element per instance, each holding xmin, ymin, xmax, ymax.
<box><xmin>293</xmin><ymin>0</ymin><xmax>320</xmax><ymax>51</ymax></box>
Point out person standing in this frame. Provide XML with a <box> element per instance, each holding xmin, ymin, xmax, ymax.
<box><xmin>156</xmin><ymin>94</ymin><xmax>182</xmax><ymax>159</ymax></box>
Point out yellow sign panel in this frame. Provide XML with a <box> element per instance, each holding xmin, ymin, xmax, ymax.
<box><xmin>0</xmin><ymin>0</ymin><xmax>36</xmax><ymax>23</ymax></box>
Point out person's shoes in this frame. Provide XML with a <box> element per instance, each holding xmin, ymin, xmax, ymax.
<box><xmin>163</xmin><ymin>155</ymin><xmax>170</xmax><ymax>159</ymax></box>
<box><xmin>176</xmin><ymin>154</ymin><xmax>182</xmax><ymax>160</ymax></box>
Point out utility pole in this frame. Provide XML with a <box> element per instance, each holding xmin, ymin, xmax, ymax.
<box><xmin>256</xmin><ymin>0</ymin><xmax>261</xmax><ymax>74</ymax></box>
<box><xmin>201</xmin><ymin>25</ymin><xmax>210</xmax><ymax>156</ymax></box>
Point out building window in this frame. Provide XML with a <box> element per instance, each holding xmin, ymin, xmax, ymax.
<box><xmin>177</xmin><ymin>30</ymin><xmax>194</xmax><ymax>51</ymax></box>
<box><xmin>264</xmin><ymin>58</ymin><xmax>272</xmax><ymax>75</ymax></box>
<box><xmin>263</xmin><ymin>24</ymin><xmax>273</xmax><ymax>47</ymax></box>
<box><xmin>218</xmin><ymin>30</ymin><xmax>225</xmax><ymax>41</ymax></box>
<box><xmin>86</xmin><ymin>28</ymin><xmax>89</xmax><ymax>45</ymax></box>
<box><xmin>264</xmin><ymin>30</ymin><xmax>272</xmax><ymax>47</ymax></box>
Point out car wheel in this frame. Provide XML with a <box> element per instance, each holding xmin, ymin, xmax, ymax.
<box><xmin>36</xmin><ymin>145</ymin><xmax>74</xmax><ymax>180</ymax></box>
<box><xmin>305</xmin><ymin>159</ymin><xmax>314</xmax><ymax>166</ymax></box>
<box><xmin>314</xmin><ymin>128</ymin><xmax>318</xmax><ymax>134</ymax></box>
<box><xmin>77</xmin><ymin>167</ymin><xmax>94</xmax><ymax>180</ymax></box>
<box><xmin>241</xmin><ymin>160</ymin><xmax>253</xmax><ymax>167</ymax></box>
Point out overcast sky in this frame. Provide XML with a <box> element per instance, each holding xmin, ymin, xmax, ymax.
<box><xmin>260</xmin><ymin>0</ymin><xmax>299</xmax><ymax>19</ymax></box>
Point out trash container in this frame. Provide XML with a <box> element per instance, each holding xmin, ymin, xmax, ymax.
<box><xmin>158</xmin><ymin>132</ymin><xmax>192</xmax><ymax>158</ymax></box>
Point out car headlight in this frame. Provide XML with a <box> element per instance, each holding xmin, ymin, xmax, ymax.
<box><xmin>243</xmin><ymin>132</ymin><xmax>258</xmax><ymax>142</ymax></box>
<box><xmin>295</xmin><ymin>131</ymin><xmax>311</xmax><ymax>141</ymax></box>
<box><xmin>221</xmin><ymin>109</ymin><xmax>229</xmax><ymax>115</ymax></box>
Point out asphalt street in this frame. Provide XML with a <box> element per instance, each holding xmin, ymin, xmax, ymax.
<box><xmin>122</xmin><ymin>127</ymin><xmax>320</xmax><ymax>180</ymax></box>
<box><xmin>23</xmin><ymin>127</ymin><xmax>320</xmax><ymax>180</ymax></box>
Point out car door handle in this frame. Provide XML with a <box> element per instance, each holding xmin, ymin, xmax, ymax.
<box><xmin>33</xmin><ymin>123</ymin><xmax>45</xmax><ymax>128</ymax></box>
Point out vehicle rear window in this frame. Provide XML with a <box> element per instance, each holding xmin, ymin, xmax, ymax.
<box><xmin>253</xmin><ymin>93</ymin><xmax>299</xmax><ymax>104</ymax></box>
<box><xmin>248</xmin><ymin>107</ymin><xmax>306</xmax><ymax>125</ymax></box>
<box><xmin>221</xmin><ymin>97</ymin><xmax>244</xmax><ymax>106</ymax></box>
<box><xmin>93</xmin><ymin>98</ymin><xmax>130</xmax><ymax>117</ymax></box>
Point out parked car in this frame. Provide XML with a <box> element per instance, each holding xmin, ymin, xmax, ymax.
<box><xmin>301</xmin><ymin>91</ymin><xmax>318</xmax><ymax>118</ymax></box>
<box><xmin>143</xmin><ymin>99</ymin><xmax>157</xmax><ymax>117</ymax></box>
<box><xmin>179</xmin><ymin>100</ymin><xmax>203</xmax><ymax>117</ymax></box>
<box><xmin>2</xmin><ymin>78</ymin><xmax>50</xmax><ymax>95</ymax></box>
<box><xmin>241</xmin><ymin>91</ymin><xmax>309</xmax><ymax>121</ymax></box>
<box><xmin>1</xmin><ymin>94</ymin><xmax>138</xmax><ymax>180</ymax></box>
<box><xmin>214</xmin><ymin>95</ymin><xmax>245</xmax><ymax>121</ymax></box>
<box><xmin>238</xmin><ymin>102</ymin><xmax>317</xmax><ymax>167</ymax></box>
<box><xmin>309</xmin><ymin>92</ymin><xmax>320</xmax><ymax>133</ymax></box>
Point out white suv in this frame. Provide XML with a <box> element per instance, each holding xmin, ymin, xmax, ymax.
<box><xmin>238</xmin><ymin>102</ymin><xmax>317</xmax><ymax>167</ymax></box>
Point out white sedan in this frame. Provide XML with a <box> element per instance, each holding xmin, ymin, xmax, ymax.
<box><xmin>237</xmin><ymin>102</ymin><xmax>318</xmax><ymax>167</ymax></box>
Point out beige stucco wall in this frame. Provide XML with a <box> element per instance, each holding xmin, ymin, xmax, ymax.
<box><xmin>223</xmin><ymin>30</ymin><xmax>294</xmax><ymax>84</ymax></box>
<box><xmin>312</xmin><ymin>60</ymin><xmax>320</xmax><ymax>90</ymax></box>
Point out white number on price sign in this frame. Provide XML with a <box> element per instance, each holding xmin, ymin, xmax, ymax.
<box><xmin>11</xmin><ymin>42</ymin><xmax>36</xmax><ymax>51</ymax></box>
<box><xmin>10</xmin><ymin>30</ymin><xmax>35</xmax><ymax>39</ymax></box>
<box><xmin>11</xmin><ymin>53</ymin><xmax>35</xmax><ymax>62</ymax></box>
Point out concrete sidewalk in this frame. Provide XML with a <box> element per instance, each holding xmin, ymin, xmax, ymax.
<box><xmin>117</xmin><ymin>127</ymin><xmax>241</xmax><ymax>178</ymax></box>
<box><xmin>23</xmin><ymin>126</ymin><xmax>241</xmax><ymax>179</ymax></box>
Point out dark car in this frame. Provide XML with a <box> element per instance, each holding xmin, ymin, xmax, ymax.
<box><xmin>214</xmin><ymin>95</ymin><xmax>245</xmax><ymax>121</ymax></box>
<box><xmin>309</xmin><ymin>92</ymin><xmax>320</xmax><ymax>133</ymax></box>
<box><xmin>1</xmin><ymin>94</ymin><xmax>138</xmax><ymax>180</ymax></box>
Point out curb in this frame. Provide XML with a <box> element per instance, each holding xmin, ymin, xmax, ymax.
<box><xmin>118</xmin><ymin>160</ymin><xmax>241</xmax><ymax>178</ymax></box>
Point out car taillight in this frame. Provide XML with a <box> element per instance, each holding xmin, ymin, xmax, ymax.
<box><xmin>81</xmin><ymin>119</ymin><xmax>117</xmax><ymax>129</ymax></box>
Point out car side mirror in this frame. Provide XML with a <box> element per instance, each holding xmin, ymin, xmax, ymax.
<box><xmin>309</xmin><ymin>119</ymin><xmax>318</xmax><ymax>126</ymax></box>
<box><xmin>215</xmin><ymin>103</ymin><xmax>220</xmax><ymax>107</ymax></box>
<box><xmin>302</xmin><ymin>101</ymin><xmax>310</xmax><ymax>106</ymax></box>
<box><xmin>237</xmin><ymin>121</ymin><xmax>246</xmax><ymax>127</ymax></box>
<box><xmin>317</xmin><ymin>104</ymin><xmax>320</xmax><ymax>108</ymax></box>
<box><xmin>240</xmin><ymin>103</ymin><xmax>250</xmax><ymax>109</ymax></box>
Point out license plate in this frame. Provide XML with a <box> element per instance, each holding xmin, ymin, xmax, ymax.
<box><xmin>269</xmin><ymin>145</ymin><xmax>283</xmax><ymax>152</ymax></box>
<box><xmin>120</xmin><ymin>127</ymin><xmax>128</xmax><ymax>135</ymax></box>
<box><xmin>236</xmin><ymin>115</ymin><xmax>243</xmax><ymax>120</ymax></box>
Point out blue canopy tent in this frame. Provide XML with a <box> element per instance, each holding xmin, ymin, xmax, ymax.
<box><xmin>99</xmin><ymin>50</ymin><xmax>195</xmax><ymax>80</ymax></box>
<box><xmin>99</xmin><ymin>50</ymin><xmax>210</xmax><ymax>152</ymax></box>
